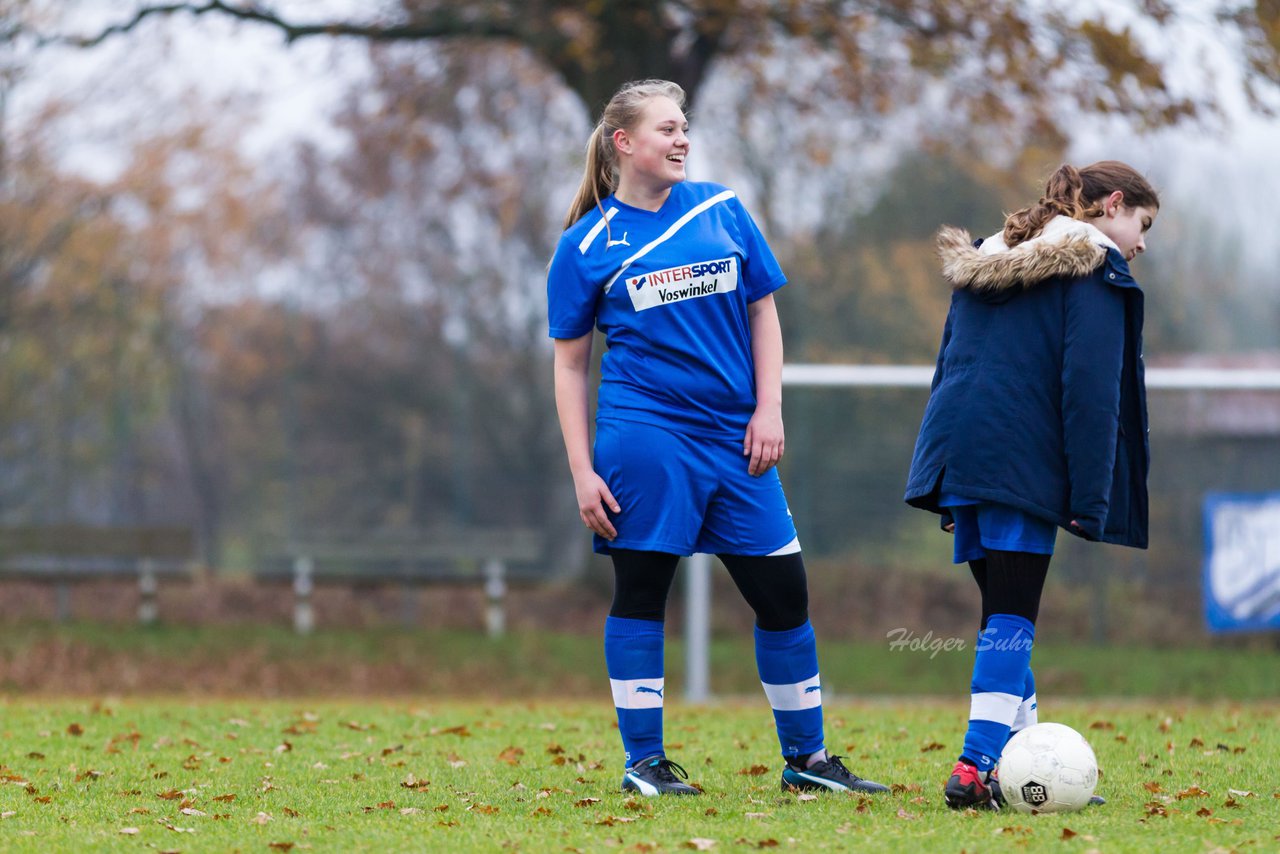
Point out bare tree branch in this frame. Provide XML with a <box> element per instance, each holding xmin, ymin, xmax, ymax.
<box><xmin>41</xmin><ymin>1</ymin><xmax>522</xmax><ymax>49</ymax></box>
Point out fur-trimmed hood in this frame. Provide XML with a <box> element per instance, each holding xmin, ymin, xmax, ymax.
<box><xmin>937</xmin><ymin>215</ymin><xmax>1119</xmax><ymax>293</ymax></box>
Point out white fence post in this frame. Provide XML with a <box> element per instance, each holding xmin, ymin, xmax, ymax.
<box><xmin>484</xmin><ymin>558</ymin><xmax>507</xmax><ymax>638</ymax></box>
<box><xmin>138</xmin><ymin>559</ymin><xmax>158</xmax><ymax>625</ymax></box>
<box><xmin>293</xmin><ymin>555</ymin><xmax>314</xmax><ymax>635</ymax></box>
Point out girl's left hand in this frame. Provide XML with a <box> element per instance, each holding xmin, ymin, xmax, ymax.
<box><xmin>743</xmin><ymin>406</ymin><xmax>784</xmax><ymax>476</ymax></box>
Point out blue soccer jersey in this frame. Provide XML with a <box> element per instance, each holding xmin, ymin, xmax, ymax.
<box><xmin>547</xmin><ymin>181</ymin><xmax>787</xmax><ymax>439</ymax></box>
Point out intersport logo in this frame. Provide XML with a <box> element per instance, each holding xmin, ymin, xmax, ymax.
<box><xmin>626</xmin><ymin>257</ymin><xmax>737</xmax><ymax>312</ymax></box>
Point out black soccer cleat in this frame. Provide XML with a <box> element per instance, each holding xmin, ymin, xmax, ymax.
<box><xmin>621</xmin><ymin>755</ymin><xmax>700</xmax><ymax>796</ymax></box>
<box><xmin>781</xmin><ymin>754</ymin><xmax>890</xmax><ymax>794</ymax></box>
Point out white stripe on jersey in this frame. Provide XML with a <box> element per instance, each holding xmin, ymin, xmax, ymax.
<box><xmin>610</xmin><ymin>678</ymin><xmax>666</xmax><ymax>709</ymax></box>
<box><xmin>968</xmin><ymin>691</ymin><xmax>1022</xmax><ymax>724</ymax></box>
<box><xmin>767</xmin><ymin>536</ymin><xmax>801</xmax><ymax>556</ymax></box>
<box><xmin>578</xmin><ymin>207</ymin><xmax>619</xmax><ymax>254</ymax></box>
<box><xmin>602</xmin><ymin>189</ymin><xmax>737</xmax><ymax>293</ymax></box>
<box><xmin>761</xmin><ymin>674</ymin><xmax>822</xmax><ymax>711</ymax></box>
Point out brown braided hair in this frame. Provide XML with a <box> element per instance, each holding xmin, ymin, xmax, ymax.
<box><xmin>1003</xmin><ymin>161</ymin><xmax>1159</xmax><ymax>247</ymax></box>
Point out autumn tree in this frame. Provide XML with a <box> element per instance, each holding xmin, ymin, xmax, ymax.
<box><xmin>265</xmin><ymin>42</ymin><xmax>580</xmax><ymax>538</ymax></box>
<box><xmin>38</xmin><ymin>1</ymin><xmax>1280</xmax><ymax>132</ymax></box>
<box><xmin>10</xmin><ymin>0</ymin><xmax>1279</xmax><ymax>574</ymax></box>
<box><xmin>0</xmin><ymin>73</ymin><xmax>287</xmax><ymax>563</ymax></box>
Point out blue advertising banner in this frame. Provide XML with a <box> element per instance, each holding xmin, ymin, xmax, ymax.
<box><xmin>1203</xmin><ymin>492</ymin><xmax>1280</xmax><ymax>633</ymax></box>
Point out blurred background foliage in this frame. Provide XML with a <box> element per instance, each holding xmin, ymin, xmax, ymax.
<box><xmin>1</xmin><ymin>1</ymin><xmax>1278</xmax><ymax>643</ymax></box>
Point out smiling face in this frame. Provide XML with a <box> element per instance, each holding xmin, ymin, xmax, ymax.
<box><xmin>613</xmin><ymin>96</ymin><xmax>689</xmax><ymax>201</ymax></box>
<box><xmin>1094</xmin><ymin>191</ymin><xmax>1157</xmax><ymax>261</ymax></box>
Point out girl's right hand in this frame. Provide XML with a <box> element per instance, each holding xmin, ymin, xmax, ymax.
<box><xmin>575</xmin><ymin>472</ymin><xmax>620</xmax><ymax>540</ymax></box>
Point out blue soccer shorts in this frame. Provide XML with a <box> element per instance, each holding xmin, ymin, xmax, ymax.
<box><xmin>941</xmin><ymin>495</ymin><xmax>1057</xmax><ymax>564</ymax></box>
<box><xmin>591</xmin><ymin>418</ymin><xmax>800</xmax><ymax>557</ymax></box>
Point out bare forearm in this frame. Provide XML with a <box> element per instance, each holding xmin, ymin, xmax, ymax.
<box><xmin>553</xmin><ymin>336</ymin><xmax>596</xmax><ymax>479</ymax></box>
<box><xmin>749</xmin><ymin>294</ymin><xmax>784</xmax><ymax>409</ymax></box>
<box><xmin>553</xmin><ymin>334</ymin><xmax>620</xmax><ymax>539</ymax></box>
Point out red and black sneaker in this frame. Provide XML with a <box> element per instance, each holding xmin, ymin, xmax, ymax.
<box><xmin>944</xmin><ymin>760</ymin><xmax>1002</xmax><ymax>810</ymax></box>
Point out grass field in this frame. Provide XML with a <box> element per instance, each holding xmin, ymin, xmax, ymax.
<box><xmin>1</xmin><ymin>697</ymin><xmax>1277</xmax><ymax>852</ymax></box>
<box><xmin>2</xmin><ymin>623</ymin><xmax>1278</xmax><ymax>699</ymax></box>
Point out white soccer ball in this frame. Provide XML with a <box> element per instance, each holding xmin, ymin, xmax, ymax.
<box><xmin>996</xmin><ymin>722</ymin><xmax>1098</xmax><ymax>814</ymax></box>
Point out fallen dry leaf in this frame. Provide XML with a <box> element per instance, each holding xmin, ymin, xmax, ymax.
<box><xmin>1176</xmin><ymin>786</ymin><xmax>1210</xmax><ymax>800</ymax></box>
<box><xmin>738</xmin><ymin>765</ymin><xmax>770</xmax><ymax>776</ymax></box>
<box><xmin>683</xmin><ymin>840</ymin><xmax>716</xmax><ymax>851</ymax></box>
<box><xmin>1060</xmin><ymin>827</ymin><xmax>1077</xmax><ymax>840</ymax></box>
<box><xmin>119</xmin><ymin>828</ymin><xmax>139</xmax><ymax>835</ymax></box>
<box><xmin>995</xmin><ymin>825</ymin><xmax>1032</xmax><ymax>836</ymax></box>
<box><xmin>67</xmin><ymin>723</ymin><xmax>84</xmax><ymax>736</ymax></box>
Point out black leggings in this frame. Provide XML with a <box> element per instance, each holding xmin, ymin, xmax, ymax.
<box><xmin>609</xmin><ymin>548</ymin><xmax>809</xmax><ymax>632</ymax></box>
<box><xmin>967</xmin><ymin>549</ymin><xmax>1051</xmax><ymax>629</ymax></box>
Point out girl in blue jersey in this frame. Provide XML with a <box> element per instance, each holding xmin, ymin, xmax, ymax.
<box><xmin>904</xmin><ymin>161</ymin><xmax>1158</xmax><ymax>809</ymax></box>
<box><xmin>548</xmin><ymin>79</ymin><xmax>887</xmax><ymax>798</ymax></box>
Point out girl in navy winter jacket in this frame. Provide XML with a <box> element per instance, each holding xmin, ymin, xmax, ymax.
<box><xmin>904</xmin><ymin>161</ymin><xmax>1158</xmax><ymax>809</ymax></box>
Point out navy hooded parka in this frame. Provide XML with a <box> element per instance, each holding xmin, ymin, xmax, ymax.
<box><xmin>904</xmin><ymin>217</ymin><xmax>1150</xmax><ymax>548</ymax></box>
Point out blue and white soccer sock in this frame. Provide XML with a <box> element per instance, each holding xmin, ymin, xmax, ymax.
<box><xmin>755</xmin><ymin>621</ymin><xmax>825</xmax><ymax>763</ymax></box>
<box><xmin>605</xmin><ymin>616</ymin><xmax>665</xmax><ymax>766</ymax></box>
<box><xmin>962</xmin><ymin>613</ymin><xmax>1035</xmax><ymax>774</ymax></box>
<box><xmin>1008</xmin><ymin>668</ymin><xmax>1038</xmax><ymax>741</ymax></box>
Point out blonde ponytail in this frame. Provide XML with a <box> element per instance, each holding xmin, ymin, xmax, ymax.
<box><xmin>563</xmin><ymin>123</ymin><xmax>616</xmax><ymax>230</ymax></box>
